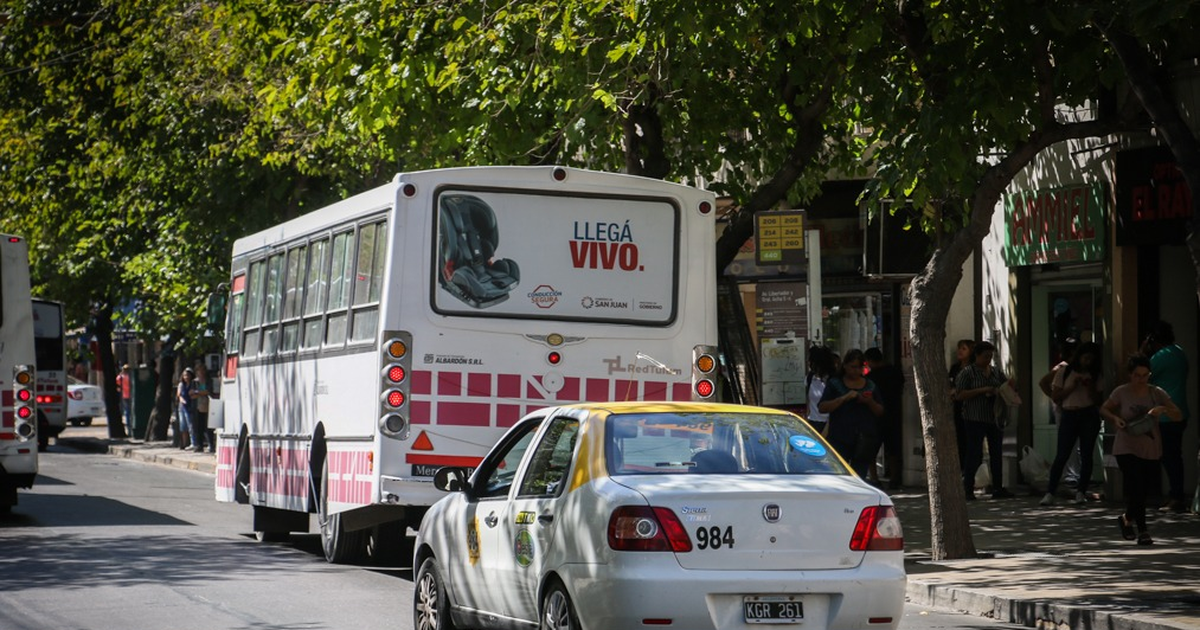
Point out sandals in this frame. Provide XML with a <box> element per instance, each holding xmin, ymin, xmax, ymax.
<box><xmin>1117</xmin><ymin>515</ymin><xmax>1135</xmax><ymax>540</ymax></box>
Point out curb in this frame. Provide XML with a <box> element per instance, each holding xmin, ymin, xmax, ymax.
<box><xmin>905</xmin><ymin>581</ymin><xmax>1192</xmax><ymax>630</ymax></box>
<box><xmin>56</xmin><ymin>437</ymin><xmax>217</xmax><ymax>475</ymax></box>
<box><xmin>108</xmin><ymin>444</ymin><xmax>218</xmax><ymax>475</ymax></box>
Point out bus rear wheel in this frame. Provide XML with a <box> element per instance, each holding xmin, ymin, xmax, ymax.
<box><xmin>319</xmin><ymin>457</ymin><xmax>366</xmax><ymax>564</ymax></box>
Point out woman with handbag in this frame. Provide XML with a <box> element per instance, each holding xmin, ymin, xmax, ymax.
<box><xmin>1100</xmin><ymin>354</ymin><xmax>1182</xmax><ymax>546</ymax></box>
<box><xmin>1041</xmin><ymin>342</ymin><xmax>1104</xmax><ymax>505</ymax></box>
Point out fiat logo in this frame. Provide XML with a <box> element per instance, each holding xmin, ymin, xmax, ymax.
<box><xmin>762</xmin><ymin>503</ymin><xmax>782</xmax><ymax>523</ymax></box>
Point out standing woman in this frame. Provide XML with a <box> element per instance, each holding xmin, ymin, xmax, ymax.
<box><xmin>806</xmin><ymin>346</ymin><xmax>837</xmax><ymax>435</ymax></box>
<box><xmin>1101</xmin><ymin>354</ymin><xmax>1182</xmax><ymax>546</ymax></box>
<box><xmin>819</xmin><ymin>349</ymin><xmax>885</xmax><ymax>477</ymax></box>
<box><xmin>176</xmin><ymin>367</ymin><xmax>195</xmax><ymax>450</ymax></box>
<box><xmin>955</xmin><ymin>341</ymin><xmax>1014</xmax><ymax>500</ymax></box>
<box><xmin>1041</xmin><ymin>342</ymin><xmax>1104</xmax><ymax>505</ymax></box>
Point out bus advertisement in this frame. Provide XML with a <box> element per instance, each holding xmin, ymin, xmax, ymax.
<box><xmin>1</xmin><ymin>234</ymin><xmax>39</xmax><ymax>513</ymax></box>
<box><xmin>213</xmin><ymin>166</ymin><xmax>719</xmax><ymax>563</ymax></box>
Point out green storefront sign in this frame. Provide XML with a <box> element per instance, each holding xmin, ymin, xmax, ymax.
<box><xmin>1004</xmin><ymin>182</ymin><xmax>1107</xmax><ymax>267</ymax></box>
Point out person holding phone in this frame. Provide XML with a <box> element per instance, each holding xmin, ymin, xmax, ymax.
<box><xmin>819</xmin><ymin>349</ymin><xmax>885</xmax><ymax>479</ymax></box>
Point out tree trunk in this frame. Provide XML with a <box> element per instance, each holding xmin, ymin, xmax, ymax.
<box><xmin>909</xmin><ymin>233</ymin><xmax>977</xmax><ymax>559</ymax></box>
<box><xmin>90</xmin><ymin>303</ymin><xmax>127</xmax><ymax>439</ymax></box>
<box><xmin>146</xmin><ymin>333</ymin><xmax>180</xmax><ymax>442</ymax></box>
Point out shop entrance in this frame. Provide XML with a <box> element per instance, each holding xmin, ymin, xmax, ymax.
<box><xmin>1030</xmin><ymin>277</ymin><xmax>1105</xmax><ymax>487</ymax></box>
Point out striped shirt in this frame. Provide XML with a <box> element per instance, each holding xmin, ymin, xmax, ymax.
<box><xmin>955</xmin><ymin>364</ymin><xmax>1008</xmax><ymax>424</ymax></box>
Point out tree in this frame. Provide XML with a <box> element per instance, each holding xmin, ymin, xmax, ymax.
<box><xmin>861</xmin><ymin>2</ymin><xmax>1144</xmax><ymax>558</ymax></box>
<box><xmin>0</xmin><ymin>1</ymin><xmax>354</xmax><ymax>436</ymax></box>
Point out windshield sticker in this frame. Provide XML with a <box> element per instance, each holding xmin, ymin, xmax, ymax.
<box><xmin>514</xmin><ymin>530</ymin><xmax>534</xmax><ymax>567</ymax></box>
<box><xmin>789</xmin><ymin>435</ymin><xmax>827</xmax><ymax>457</ymax></box>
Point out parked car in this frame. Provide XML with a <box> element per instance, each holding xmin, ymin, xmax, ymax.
<box><xmin>413</xmin><ymin>401</ymin><xmax>906</xmax><ymax>630</ymax></box>
<box><xmin>66</xmin><ymin>376</ymin><xmax>105</xmax><ymax>426</ymax></box>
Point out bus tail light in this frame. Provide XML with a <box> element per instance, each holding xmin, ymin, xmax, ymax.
<box><xmin>379</xmin><ymin>331</ymin><xmax>412</xmax><ymax>440</ymax></box>
<box><xmin>12</xmin><ymin>365</ymin><xmax>36</xmax><ymax>442</ymax></box>
<box><xmin>692</xmin><ymin>345</ymin><xmax>719</xmax><ymax>401</ymax></box>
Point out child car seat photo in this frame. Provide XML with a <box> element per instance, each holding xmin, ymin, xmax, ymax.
<box><xmin>438</xmin><ymin>194</ymin><xmax>521</xmax><ymax>308</ymax></box>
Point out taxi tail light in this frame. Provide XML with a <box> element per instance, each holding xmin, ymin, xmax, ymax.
<box><xmin>608</xmin><ymin>506</ymin><xmax>692</xmax><ymax>552</ymax></box>
<box><xmin>849</xmin><ymin>505</ymin><xmax>904</xmax><ymax>551</ymax></box>
<box><xmin>68</xmin><ymin>390</ymin><xmax>83</xmax><ymax>400</ymax></box>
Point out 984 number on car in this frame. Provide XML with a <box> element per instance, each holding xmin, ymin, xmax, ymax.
<box><xmin>695</xmin><ymin>525</ymin><xmax>735</xmax><ymax>549</ymax></box>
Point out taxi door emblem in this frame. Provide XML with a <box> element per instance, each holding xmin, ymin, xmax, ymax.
<box><xmin>762</xmin><ymin>503</ymin><xmax>782</xmax><ymax>523</ymax></box>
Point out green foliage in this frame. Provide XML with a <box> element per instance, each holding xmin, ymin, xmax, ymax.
<box><xmin>1</xmin><ymin>0</ymin><xmax>1190</xmax><ymax>355</ymax></box>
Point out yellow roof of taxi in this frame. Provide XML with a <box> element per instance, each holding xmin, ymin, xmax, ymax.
<box><xmin>555</xmin><ymin>401</ymin><xmax>795</xmax><ymax>415</ymax></box>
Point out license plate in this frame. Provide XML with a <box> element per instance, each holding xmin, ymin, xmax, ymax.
<box><xmin>744</xmin><ymin>595</ymin><xmax>803</xmax><ymax>624</ymax></box>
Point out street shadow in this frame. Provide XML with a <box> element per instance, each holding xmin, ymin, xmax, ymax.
<box><xmin>31</xmin><ymin>474</ymin><xmax>73</xmax><ymax>486</ymax></box>
<box><xmin>0</xmin><ymin>533</ymin><xmax>346</xmax><ymax>591</ymax></box>
<box><xmin>241</xmin><ymin>533</ymin><xmax>416</xmax><ymax>580</ymax></box>
<box><xmin>0</xmin><ymin>493</ymin><xmax>190</xmax><ymax>528</ymax></box>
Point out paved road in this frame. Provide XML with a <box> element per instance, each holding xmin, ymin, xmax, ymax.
<box><xmin>2</xmin><ymin>442</ymin><xmax>1032</xmax><ymax>630</ymax></box>
<box><xmin>0</xmin><ymin>446</ymin><xmax>411</xmax><ymax>630</ymax></box>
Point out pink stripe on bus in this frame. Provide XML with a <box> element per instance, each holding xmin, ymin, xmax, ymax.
<box><xmin>437</xmin><ymin>372</ymin><xmax>462</xmax><ymax>396</ymax></box>
<box><xmin>467</xmin><ymin>372</ymin><xmax>491</xmax><ymax>397</ymax></box>
<box><xmin>437</xmin><ymin>402</ymin><xmax>491</xmax><ymax>426</ymax></box>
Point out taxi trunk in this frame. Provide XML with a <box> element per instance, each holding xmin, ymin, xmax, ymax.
<box><xmin>612</xmin><ymin>474</ymin><xmax>885</xmax><ymax>571</ymax></box>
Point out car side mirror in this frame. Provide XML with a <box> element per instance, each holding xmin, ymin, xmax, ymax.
<box><xmin>433</xmin><ymin>466</ymin><xmax>471</xmax><ymax>493</ymax></box>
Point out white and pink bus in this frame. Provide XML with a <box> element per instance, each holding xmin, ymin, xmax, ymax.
<box><xmin>1</xmin><ymin>234</ymin><xmax>38</xmax><ymax>514</ymax></box>
<box><xmin>213</xmin><ymin>166</ymin><xmax>719</xmax><ymax>563</ymax></box>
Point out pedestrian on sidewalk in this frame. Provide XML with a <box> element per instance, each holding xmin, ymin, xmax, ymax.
<box><xmin>1139</xmin><ymin>321</ymin><xmax>1190</xmax><ymax>514</ymax></box>
<box><xmin>115</xmin><ymin>364</ymin><xmax>133</xmax><ymax>437</ymax></box>
<box><xmin>1101</xmin><ymin>354</ymin><xmax>1183</xmax><ymax>546</ymax></box>
<box><xmin>865</xmin><ymin>347</ymin><xmax>905</xmax><ymax>489</ymax></box>
<box><xmin>819</xmin><ymin>349</ymin><xmax>884</xmax><ymax>478</ymax></box>
<box><xmin>806</xmin><ymin>345</ymin><xmax>837</xmax><ymax>436</ymax></box>
<box><xmin>948</xmin><ymin>339</ymin><xmax>975</xmax><ymax>479</ymax></box>
<box><xmin>177</xmin><ymin>368</ymin><xmax>195</xmax><ymax>451</ymax></box>
<box><xmin>955</xmin><ymin>340</ymin><xmax>1014</xmax><ymax>500</ymax></box>
<box><xmin>1041</xmin><ymin>342</ymin><xmax>1103</xmax><ymax>505</ymax></box>
<box><xmin>194</xmin><ymin>363</ymin><xmax>214</xmax><ymax>453</ymax></box>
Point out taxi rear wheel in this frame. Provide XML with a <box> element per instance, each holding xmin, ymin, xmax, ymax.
<box><xmin>414</xmin><ymin>558</ymin><xmax>456</xmax><ymax>630</ymax></box>
<box><xmin>541</xmin><ymin>582</ymin><xmax>580</xmax><ymax>630</ymax></box>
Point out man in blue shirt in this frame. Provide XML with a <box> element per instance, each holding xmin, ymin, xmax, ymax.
<box><xmin>1141</xmin><ymin>321</ymin><xmax>1190</xmax><ymax>513</ymax></box>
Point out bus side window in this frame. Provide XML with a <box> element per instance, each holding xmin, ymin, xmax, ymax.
<box><xmin>226</xmin><ymin>273</ymin><xmax>246</xmax><ymax>359</ymax></box>
<box><xmin>350</xmin><ymin>219</ymin><xmax>387</xmax><ymax>342</ymax></box>
<box><xmin>281</xmin><ymin>244</ymin><xmax>307</xmax><ymax>352</ymax></box>
<box><xmin>303</xmin><ymin>237</ymin><xmax>329</xmax><ymax>349</ymax></box>
<box><xmin>261</xmin><ymin>252</ymin><xmax>285</xmax><ymax>355</ymax></box>
<box><xmin>325</xmin><ymin>231</ymin><xmax>353</xmax><ymax>346</ymax></box>
<box><xmin>242</xmin><ymin>260</ymin><xmax>266</xmax><ymax>358</ymax></box>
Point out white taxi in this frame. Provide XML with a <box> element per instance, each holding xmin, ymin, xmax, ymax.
<box><xmin>413</xmin><ymin>402</ymin><xmax>905</xmax><ymax>630</ymax></box>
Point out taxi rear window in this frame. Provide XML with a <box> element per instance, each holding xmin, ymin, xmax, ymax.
<box><xmin>605</xmin><ymin>412</ymin><xmax>849</xmax><ymax>476</ymax></box>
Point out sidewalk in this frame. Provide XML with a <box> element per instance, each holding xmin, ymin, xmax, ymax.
<box><xmin>56</xmin><ymin>421</ymin><xmax>217</xmax><ymax>474</ymax></box>
<box><xmin>55</xmin><ymin>425</ymin><xmax>1200</xmax><ymax>630</ymax></box>
<box><xmin>894</xmin><ymin>488</ymin><xmax>1200</xmax><ymax>630</ymax></box>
